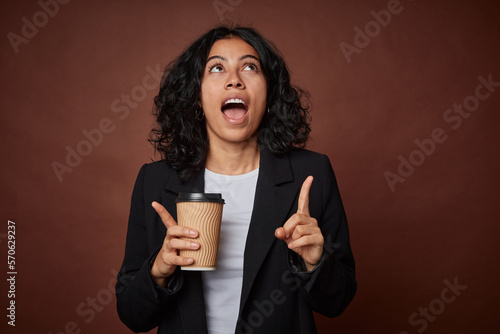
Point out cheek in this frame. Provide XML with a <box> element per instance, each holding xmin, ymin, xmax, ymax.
<box><xmin>247</xmin><ymin>79</ymin><xmax>267</xmax><ymax>100</ymax></box>
<box><xmin>200</xmin><ymin>84</ymin><xmax>217</xmax><ymax>109</ymax></box>
<box><xmin>256</xmin><ymin>79</ymin><xmax>267</xmax><ymax>101</ymax></box>
<box><xmin>256</xmin><ymin>87</ymin><xmax>268</xmax><ymax>109</ymax></box>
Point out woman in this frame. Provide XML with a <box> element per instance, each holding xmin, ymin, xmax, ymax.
<box><xmin>116</xmin><ymin>25</ymin><xmax>356</xmax><ymax>334</ymax></box>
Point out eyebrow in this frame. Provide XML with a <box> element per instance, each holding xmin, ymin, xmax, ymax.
<box><xmin>206</xmin><ymin>54</ymin><xmax>261</xmax><ymax>63</ymax></box>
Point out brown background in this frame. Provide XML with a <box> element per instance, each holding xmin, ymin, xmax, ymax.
<box><xmin>1</xmin><ymin>0</ymin><xmax>499</xmax><ymax>333</ymax></box>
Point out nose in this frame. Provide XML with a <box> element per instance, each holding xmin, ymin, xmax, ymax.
<box><xmin>225</xmin><ymin>72</ymin><xmax>245</xmax><ymax>89</ymax></box>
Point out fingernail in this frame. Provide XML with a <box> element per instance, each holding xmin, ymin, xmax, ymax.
<box><xmin>186</xmin><ymin>258</ymin><xmax>194</xmax><ymax>264</ymax></box>
<box><xmin>191</xmin><ymin>242</ymin><xmax>199</xmax><ymax>249</ymax></box>
<box><xmin>189</xmin><ymin>230</ymin><xmax>197</xmax><ymax>237</ymax></box>
<box><xmin>288</xmin><ymin>242</ymin><xmax>293</xmax><ymax>249</ymax></box>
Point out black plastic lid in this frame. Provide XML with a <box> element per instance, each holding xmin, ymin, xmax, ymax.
<box><xmin>176</xmin><ymin>192</ymin><xmax>225</xmax><ymax>204</ymax></box>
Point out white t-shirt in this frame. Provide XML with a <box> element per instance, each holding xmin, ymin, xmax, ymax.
<box><xmin>202</xmin><ymin>168</ymin><xmax>259</xmax><ymax>334</ymax></box>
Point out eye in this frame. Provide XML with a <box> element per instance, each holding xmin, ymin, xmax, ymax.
<box><xmin>244</xmin><ymin>63</ymin><xmax>258</xmax><ymax>71</ymax></box>
<box><xmin>209</xmin><ymin>64</ymin><xmax>224</xmax><ymax>73</ymax></box>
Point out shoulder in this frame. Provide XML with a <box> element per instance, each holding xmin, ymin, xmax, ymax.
<box><xmin>140</xmin><ymin>160</ymin><xmax>171</xmax><ymax>175</ymax></box>
<box><xmin>287</xmin><ymin>148</ymin><xmax>328</xmax><ymax>161</ymax></box>
<box><xmin>286</xmin><ymin>149</ymin><xmax>338</xmax><ymax>192</ymax></box>
<box><xmin>283</xmin><ymin>149</ymin><xmax>341</xmax><ymax>219</ymax></box>
<box><xmin>133</xmin><ymin>160</ymin><xmax>177</xmax><ymax>190</ymax></box>
<box><xmin>144</xmin><ymin>160</ymin><xmax>168</xmax><ymax>168</ymax></box>
<box><xmin>286</xmin><ymin>148</ymin><xmax>332</xmax><ymax>172</ymax></box>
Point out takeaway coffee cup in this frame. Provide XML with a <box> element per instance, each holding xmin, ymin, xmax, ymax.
<box><xmin>176</xmin><ymin>193</ymin><xmax>224</xmax><ymax>271</ymax></box>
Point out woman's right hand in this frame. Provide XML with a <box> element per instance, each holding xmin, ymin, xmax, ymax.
<box><xmin>150</xmin><ymin>201</ymin><xmax>200</xmax><ymax>287</ymax></box>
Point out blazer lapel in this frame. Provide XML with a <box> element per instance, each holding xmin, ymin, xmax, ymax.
<box><xmin>239</xmin><ymin>147</ymin><xmax>301</xmax><ymax>311</ymax></box>
<box><xmin>160</xmin><ymin>167</ymin><xmax>208</xmax><ymax>334</ymax></box>
<box><xmin>158</xmin><ymin>150</ymin><xmax>301</xmax><ymax>329</ymax></box>
<box><xmin>164</xmin><ymin>167</ymin><xmax>205</xmax><ymax>196</ymax></box>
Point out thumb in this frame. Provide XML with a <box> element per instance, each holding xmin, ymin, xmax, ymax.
<box><xmin>275</xmin><ymin>227</ymin><xmax>286</xmax><ymax>240</ymax></box>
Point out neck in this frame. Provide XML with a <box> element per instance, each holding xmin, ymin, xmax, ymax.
<box><xmin>205</xmin><ymin>137</ymin><xmax>260</xmax><ymax>175</ymax></box>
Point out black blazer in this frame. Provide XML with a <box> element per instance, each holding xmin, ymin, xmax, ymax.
<box><xmin>116</xmin><ymin>148</ymin><xmax>356</xmax><ymax>333</ymax></box>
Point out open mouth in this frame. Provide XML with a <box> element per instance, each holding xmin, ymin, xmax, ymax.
<box><xmin>221</xmin><ymin>98</ymin><xmax>248</xmax><ymax>120</ymax></box>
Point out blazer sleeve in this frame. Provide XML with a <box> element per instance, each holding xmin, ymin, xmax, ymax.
<box><xmin>115</xmin><ymin>164</ymin><xmax>183</xmax><ymax>332</ymax></box>
<box><xmin>288</xmin><ymin>154</ymin><xmax>357</xmax><ymax>317</ymax></box>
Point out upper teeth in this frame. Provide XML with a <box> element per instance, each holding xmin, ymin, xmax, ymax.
<box><xmin>225</xmin><ymin>98</ymin><xmax>245</xmax><ymax>105</ymax></box>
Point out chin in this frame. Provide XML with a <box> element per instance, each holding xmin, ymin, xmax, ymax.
<box><xmin>221</xmin><ymin>130</ymin><xmax>259</xmax><ymax>145</ymax></box>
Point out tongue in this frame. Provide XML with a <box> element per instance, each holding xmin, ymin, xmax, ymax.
<box><xmin>223</xmin><ymin>108</ymin><xmax>246</xmax><ymax>120</ymax></box>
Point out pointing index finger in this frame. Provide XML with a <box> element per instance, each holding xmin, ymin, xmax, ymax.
<box><xmin>152</xmin><ymin>201</ymin><xmax>177</xmax><ymax>228</ymax></box>
<box><xmin>297</xmin><ymin>176</ymin><xmax>313</xmax><ymax>215</ymax></box>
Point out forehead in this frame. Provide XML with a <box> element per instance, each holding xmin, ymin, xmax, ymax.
<box><xmin>207</xmin><ymin>37</ymin><xmax>259</xmax><ymax>59</ymax></box>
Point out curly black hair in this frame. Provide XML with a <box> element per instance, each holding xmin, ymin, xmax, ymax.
<box><xmin>149</xmin><ymin>25</ymin><xmax>311</xmax><ymax>182</ymax></box>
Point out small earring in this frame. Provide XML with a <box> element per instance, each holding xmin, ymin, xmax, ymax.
<box><xmin>267</xmin><ymin>107</ymin><xmax>270</xmax><ymax>114</ymax></box>
<box><xmin>195</xmin><ymin>107</ymin><xmax>204</xmax><ymax>121</ymax></box>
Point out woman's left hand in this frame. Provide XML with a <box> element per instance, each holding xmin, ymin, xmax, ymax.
<box><xmin>275</xmin><ymin>176</ymin><xmax>324</xmax><ymax>271</ymax></box>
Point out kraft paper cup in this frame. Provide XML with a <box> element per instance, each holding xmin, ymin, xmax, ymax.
<box><xmin>176</xmin><ymin>193</ymin><xmax>224</xmax><ymax>271</ymax></box>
